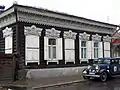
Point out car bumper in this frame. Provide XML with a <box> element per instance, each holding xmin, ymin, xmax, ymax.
<box><xmin>84</xmin><ymin>74</ymin><xmax>100</xmax><ymax>78</ymax></box>
<box><xmin>82</xmin><ymin>70</ymin><xmax>100</xmax><ymax>78</ymax></box>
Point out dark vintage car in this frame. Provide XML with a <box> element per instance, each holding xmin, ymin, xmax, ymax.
<box><xmin>82</xmin><ymin>57</ymin><xmax>120</xmax><ymax>82</ymax></box>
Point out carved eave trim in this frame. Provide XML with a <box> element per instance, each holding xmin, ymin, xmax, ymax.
<box><xmin>16</xmin><ymin>6</ymin><xmax>117</xmax><ymax>29</ymax></box>
<box><xmin>3</xmin><ymin>27</ymin><xmax>13</xmax><ymax>38</ymax></box>
<box><xmin>64</xmin><ymin>30</ymin><xmax>77</xmax><ymax>39</ymax></box>
<box><xmin>103</xmin><ymin>35</ymin><xmax>111</xmax><ymax>42</ymax></box>
<box><xmin>0</xmin><ymin>13</ymin><xmax>16</xmax><ymax>28</ymax></box>
<box><xmin>24</xmin><ymin>25</ymin><xmax>42</xmax><ymax>36</ymax></box>
<box><xmin>17</xmin><ymin>11</ymin><xmax>113</xmax><ymax>34</ymax></box>
<box><xmin>45</xmin><ymin>28</ymin><xmax>60</xmax><ymax>38</ymax></box>
<box><xmin>0</xmin><ymin>7</ymin><xmax>14</xmax><ymax>18</ymax></box>
<box><xmin>92</xmin><ymin>34</ymin><xmax>101</xmax><ymax>41</ymax></box>
<box><xmin>79</xmin><ymin>32</ymin><xmax>90</xmax><ymax>41</ymax></box>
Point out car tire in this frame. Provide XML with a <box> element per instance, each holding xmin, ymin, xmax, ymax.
<box><xmin>100</xmin><ymin>72</ymin><xmax>107</xmax><ymax>82</ymax></box>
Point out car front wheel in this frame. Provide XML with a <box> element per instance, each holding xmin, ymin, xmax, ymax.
<box><xmin>100</xmin><ymin>72</ymin><xmax>107</xmax><ymax>82</ymax></box>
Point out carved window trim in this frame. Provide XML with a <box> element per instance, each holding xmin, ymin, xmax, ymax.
<box><xmin>92</xmin><ymin>34</ymin><xmax>101</xmax><ymax>42</ymax></box>
<box><xmin>79</xmin><ymin>32</ymin><xmax>90</xmax><ymax>41</ymax></box>
<box><xmin>64</xmin><ymin>30</ymin><xmax>77</xmax><ymax>39</ymax></box>
<box><xmin>103</xmin><ymin>35</ymin><xmax>111</xmax><ymax>42</ymax></box>
<box><xmin>3</xmin><ymin>27</ymin><xmax>13</xmax><ymax>38</ymax></box>
<box><xmin>24</xmin><ymin>25</ymin><xmax>42</xmax><ymax>36</ymax></box>
<box><xmin>45</xmin><ymin>28</ymin><xmax>61</xmax><ymax>38</ymax></box>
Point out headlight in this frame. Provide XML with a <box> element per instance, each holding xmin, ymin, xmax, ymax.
<box><xmin>95</xmin><ymin>65</ymin><xmax>99</xmax><ymax>70</ymax></box>
<box><xmin>87</xmin><ymin>65</ymin><xmax>91</xmax><ymax>69</ymax></box>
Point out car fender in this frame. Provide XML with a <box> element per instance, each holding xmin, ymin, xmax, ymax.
<box><xmin>99</xmin><ymin>69</ymin><xmax>108</xmax><ymax>73</ymax></box>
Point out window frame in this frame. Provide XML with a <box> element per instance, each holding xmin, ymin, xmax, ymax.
<box><xmin>81</xmin><ymin>41</ymin><xmax>87</xmax><ymax>59</ymax></box>
<box><xmin>94</xmin><ymin>42</ymin><xmax>99</xmax><ymax>58</ymax></box>
<box><xmin>48</xmin><ymin>38</ymin><xmax>57</xmax><ymax>60</ymax></box>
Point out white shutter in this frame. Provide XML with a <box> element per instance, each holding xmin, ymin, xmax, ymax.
<box><xmin>65</xmin><ymin>39</ymin><xmax>70</xmax><ymax>49</ymax></box>
<box><xmin>104</xmin><ymin>42</ymin><xmax>110</xmax><ymax>57</ymax></box>
<box><xmin>70</xmin><ymin>39</ymin><xmax>74</xmax><ymax>49</ymax></box>
<box><xmin>26</xmin><ymin>35</ymin><xmax>39</xmax><ymax>48</ymax></box>
<box><xmin>104</xmin><ymin>42</ymin><xmax>110</xmax><ymax>50</ymax></box>
<box><xmin>70</xmin><ymin>50</ymin><xmax>75</xmax><ymax>61</ymax></box>
<box><xmin>5</xmin><ymin>36</ymin><xmax>12</xmax><ymax>54</ymax></box>
<box><xmin>104</xmin><ymin>51</ymin><xmax>110</xmax><ymax>57</ymax></box>
<box><xmin>65</xmin><ymin>50</ymin><xmax>70</xmax><ymax>61</ymax></box>
<box><xmin>99</xmin><ymin>42</ymin><xmax>103</xmax><ymax>58</ymax></box>
<box><xmin>56</xmin><ymin>38</ymin><xmax>63</xmax><ymax>60</ymax></box>
<box><xmin>87</xmin><ymin>41</ymin><xmax>92</xmax><ymax>59</ymax></box>
<box><xmin>65</xmin><ymin>39</ymin><xmax>75</xmax><ymax>62</ymax></box>
<box><xmin>44</xmin><ymin>37</ymin><xmax>48</xmax><ymax>60</ymax></box>
<box><xmin>91</xmin><ymin>41</ymin><xmax>94</xmax><ymax>59</ymax></box>
<box><xmin>79</xmin><ymin>40</ymin><xmax>81</xmax><ymax>59</ymax></box>
<box><xmin>25</xmin><ymin>35</ymin><xmax>39</xmax><ymax>64</ymax></box>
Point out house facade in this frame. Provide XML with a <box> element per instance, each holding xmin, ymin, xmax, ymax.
<box><xmin>0</xmin><ymin>4</ymin><xmax>118</xmax><ymax>69</ymax></box>
<box><xmin>112</xmin><ymin>29</ymin><xmax>120</xmax><ymax>57</ymax></box>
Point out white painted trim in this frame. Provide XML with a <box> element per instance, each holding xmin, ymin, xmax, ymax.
<box><xmin>47</xmin><ymin>60</ymin><xmax>59</xmax><ymax>65</ymax></box>
<box><xmin>92</xmin><ymin>34</ymin><xmax>101</xmax><ymax>41</ymax></box>
<box><xmin>65</xmin><ymin>61</ymin><xmax>75</xmax><ymax>64</ymax></box>
<box><xmin>79</xmin><ymin>32</ymin><xmax>90</xmax><ymax>41</ymax></box>
<box><xmin>64</xmin><ymin>30</ymin><xmax>77</xmax><ymax>39</ymax></box>
<box><xmin>103</xmin><ymin>35</ymin><xmax>111</xmax><ymax>42</ymax></box>
<box><xmin>24</xmin><ymin>25</ymin><xmax>42</xmax><ymax>36</ymax></box>
<box><xmin>45</xmin><ymin>28</ymin><xmax>61</xmax><ymax>38</ymax></box>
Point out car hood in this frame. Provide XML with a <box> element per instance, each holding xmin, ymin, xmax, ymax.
<box><xmin>92</xmin><ymin>64</ymin><xmax>109</xmax><ymax>69</ymax></box>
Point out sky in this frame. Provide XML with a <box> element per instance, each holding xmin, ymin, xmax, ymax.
<box><xmin>0</xmin><ymin>0</ymin><xmax>120</xmax><ymax>25</ymax></box>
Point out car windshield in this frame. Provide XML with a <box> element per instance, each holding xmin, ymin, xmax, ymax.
<box><xmin>94</xmin><ymin>59</ymin><xmax>110</xmax><ymax>64</ymax></box>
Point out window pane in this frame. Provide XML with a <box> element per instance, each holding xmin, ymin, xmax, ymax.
<box><xmin>94</xmin><ymin>42</ymin><xmax>98</xmax><ymax>47</ymax></box>
<box><xmin>49</xmin><ymin>39</ymin><xmax>56</xmax><ymax>45</ymax></box>
<box><xmin>84</xmin><ymin>48</ymin><xmax>86</xmax><ymax>58</ymax></box>
<box><xmin>52</xmin><ymin>46</ymin><xmax>56</xmax><ymax>58</ymax></box>
<box><xmin>81</xmin><ymin>41</ymin><xmax>86</xmax><ymax>47</ymax></box>
<box><xmin>94</xmin><ymin>48</ymin><xmax>98</xmax><ymax>58</ymax></box>
<box><xmin>81</xmin><ymin>48</ymin><xmax>84</xmax><ymax>58</ymax></box>
<box><xmin>48</xmin><ymin>46</ymin><xmax>51</xmax><ymax>58</ymax></box>
<box><xmin>97</xmin><ymin>48</ymin><xmax>98</xmax><ymax>58</ymax></box>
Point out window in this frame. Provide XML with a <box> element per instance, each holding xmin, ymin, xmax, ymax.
<box><xmin>94</xmin><ymin>42</ymin><xmax>99</xmax><ymax>58</ymax></box>
<box><xmin>81</xmin><ymin>41</ymin><xmax>87</xmax><ymax>58</ymax></box>
<box><xmin>48</xmin><ymin>38</ymin><xmax>56</xmax><ymax>59</ymax></box>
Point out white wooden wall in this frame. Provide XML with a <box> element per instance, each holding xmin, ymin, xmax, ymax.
<box><xmin>104</xmin><ymin>42</ymin><xmax>110</xmax><ymax>57</ymax></box>
<box><xmin>25</xmin><ymin>35</ymin><xmax>39</xmax><ymax>65</ymax></box>
<box><xmin>65</xmin><ymin>39</ymin><xmax>75</xmax><ymax>63</ymax></box>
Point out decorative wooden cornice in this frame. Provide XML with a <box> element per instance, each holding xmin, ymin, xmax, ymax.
<box><xmin>16</xmin><ymin>11</ymin><xmax>114</xmax><ymax>34</ymax></box>
<box><xmin>64</xmin><ymin>30</ymin><xmax>77</xmax><ymax>39</ymax></box>
<box><xmin>79</xmin><ymin>32</ymin><xmax>90</xmax><ymax>41</ymax></box>
<box><xmin>103</xmin><ymin>35</ymin><xmax>111</xmax><ymax>42</ymax></box>
<box><xmin>92</xmin><ymin>34</ymin><xmax>101</xmax><ymax>41</ymax></box>
<box><xmin>0</xmin><ymin>13</ymin><xmax>16</xmax><ymax>28</ymax></box>
<box><xmin>2</xmin><ymin>27</ymin><xmax>13</xmax><ymax>38</ymax></box>
<box><xmin>24</xmin><ymin>25</ymin><xmax>42</xmax><ymax>36</ymax></box>
<box><xmin>0</xmin><ymin>4</ymin><xmax>117</xmax><ymax>35</ymax></box>
<box><xmin>45</xmin><ymin>28</ymin><xmax>60</xmax><ymax>38</ymax></box>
